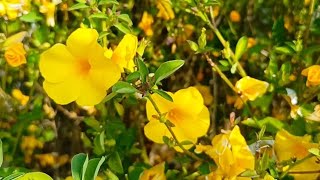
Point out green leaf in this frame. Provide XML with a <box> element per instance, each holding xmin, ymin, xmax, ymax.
<box><xmin>162</xmin><ymin>136</ymin><xmax>171</xmax><ymax>145</ymax></box>
<box><xmin>274</xmin><ymin>46</ymin><xmax>295</xmax><ymax>55</ymax></box>
<box><xmin>235</xmin><ymin>36</ymin><xmax>248</xmax><ymax>60</ymax></box>
<box><xmin>68</xmin><ymin>3</ymin><xmax>89</xmax><ymax>11</ymax></box>
<box><xmin>17</xmin><ymin>172</ymin><xmax>53</xmax><ymax>180</ymax></box>
<box><xmin>84</xmin><ymin>157</ymin><xmax>106</xmax><ymax>180</ymax></box>
<box><xmin>101</xmin><ymin>92</ymin><xmax>117</xmax><ymax>103</ymax></box>
<box><xmin>90</xmin><ymin>13</ymin><xmax>108</xmax><ymax>19</ymax></box>
<box><xmin>98</xmin><ymin>0</ymin><xmax>119</xmax><ymax>5</ymax></box>
<box><xmin>0</xmin><ymin>139</ymin><xmax>2</xmax><ymax>167</ymax></box>
<box><xmin>3</xmin><ymin>172</ymin><xmax>24</xmax><ymax>180</ymax></box>
<box><xmin>154</xmin><ymin>60</ymin><xmax>184</xmax><ymax>85</ymax></box>
<box><xmin>180</xmin><ymin>140</ymin><xmax>193</xmax><ymax>145</ymax></box>
<box><xmin>114</xmin><ymin>23</ymin><xmax>131</xmax><ymax>34</ymax></box>
<box><xmin>118</xmin><ymin>14</ymin><xmax>133</xmax><ymax>26</ymax></box>
<box><xmin>107</xmin><ymin>152</ymin><xmax>123</xmax><ymax>174</ymax></box>
<box><xmin>272</xmin><ymin>18</ymin><xmax>285</xmax><ymax>45</ymax></box>
<box><xmin>98</xmin><ymin>31</ymin><xmax>109</xmax><ymax>40</ymax></box>
<box><xmin>93</xmin><ymin>132</ymin><xmax>105</xmax><ymax>155</ymax></box>
<box><xmin>84</xmin><ymin>118</ymin><xmax>101</xmax><ymax>131</ymax></box>
<box><xmin>230</xmin><ymin>62</ymin><xmax>238</xmax><ymax>74</ymax></box>
<box><xmin>198</xmin><ymin>162</ymin><xmax>210</xmax><ymax>175</ymax></box>
<box><xmin>106</xmin><ymin>169</ymin><xmax>119</xmax><ymax>180</ymax></box>
<box><xmin>219</xmin><ymin>60</ymin><xmax>229</xmax><ymax>67</ymax></box>
<box><xmin>112</xmin><ymin>81</ymin><xmax>137</xmax><ymax>94</ymax></box>
<box><xmin>71</xmin><ymin>153</ymin><xmax>88</xmax><ymax>180</ymax></box>
<box><xmin>20</xmin><ymin>12</ymin><xmax>42</xmax><ymax>22</ymax></box>
<box><xmin>126</xmin><ymin>71</ymin><xmax>141</xmax><ymax>82</ymax></box>
<box><xmin>137</xmin><ymin>59</ymin><xmax>149</xmax><ymax>83</ymax></box>
<box><xmin>187</xmin><ymin>40</ymin><xmax>199</xmax><ymax>51</ymax></box>
<box><xmin>152</xmin><ymin>89</ymin><xmax>173</xmax><ymax>102</ymax></box>
<box><xmin>309</xmin><ymin>148</ymin><xmax>320</xmax><ymax>157</ymax></box>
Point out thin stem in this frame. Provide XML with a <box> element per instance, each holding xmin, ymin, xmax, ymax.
<box><xmin>204</xmin><ymin>54</ymin><xmax>238</xmax><ymax>93</ymax></box>
<box><xmin>2</xmin><ymin>64</ymin><xmax>8</xmax><ymax>90</ymax></box>
<box><xmin>146</xmin><ymin>95</ymin><xmax>203</xmax><ymax>162</ymax></box>
<box><xmin>304</xmin><ymin>0</ymin><xmax>316</xmax><ymax>46</ymax></box>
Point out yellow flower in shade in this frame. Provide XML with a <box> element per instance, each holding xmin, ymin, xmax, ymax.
<box><xmin>301</xmin><ymin>65</ymin><xmax>320</xmax><ymax>87</ymax></box>
<box><xmin>195</xmin><ymin>85</ymin><xmax>213</xmax><ymax>106</ymax></box>
<box><xmin>139</xmin><ymin>162</ymin><xmax>166</xmax><ymax>180</ymax></box>
<box><xmin>139</xmin><ymin>12</ymin><xmax>154</xmax><ymax>36</ymax></box>
<box><xmin>39</xmin><ymin>28</ymin><xmax>121</xmax><ymax>106</ymax></box>
<box><xmin>195</xmin><ymin>126</ymin><xmax>255</xmax><ymax>179</ymax></box>
<box><xmin>235</xmin><ymin>76</ymin><xmax>269</xmax><ymax>101</ymax></box>
<box><xmin>230</xmin><ymin>10</ymin><xmax>241</xmax><ymax>23</ymax></box>
<box><xmin>0</xmin><ymin>0</ymin><xmax>29</xmax><ymax>20</ymax></box>
<box><xmin>40</xmin><ymin>0</ymin><xmax>61</xmax><ymax>27</ymax></box>
<box><xmin>12</xmin><ymin>89</ymin><xmax>29</xmax><ymax>106</ymax></box>
<box><xmin>156</xmin><ymin>0</ymin><xmax>175</xmax><ymax>20</ymax></box>
<box><xmin>110</xmin><ymin>34</ymin><xmax>138</xmax><ymax>72</ymax></box>
<box><xmin>4</xmin><ymin>42</ymin><xmax>27</xmax><ymax>67</ymax></box>
<box><xmin>145</xmin><ymin>87</ymin><xmax>210</xmax><ymax>152</ymax></box>
<box><xmin>274</xmin><ymin>129</ymin><xmax>320</xmax><ymax>180</ymax></box>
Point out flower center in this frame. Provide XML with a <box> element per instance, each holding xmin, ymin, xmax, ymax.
<box><xmin>167</xmin><ymin>108</ymin><xmax>182</xmax><ymax>124</ymax></box>
<box><xmin>77</xmin><ymin>59</ymin><xmax>91</xmax><ymax>76</ymax></box>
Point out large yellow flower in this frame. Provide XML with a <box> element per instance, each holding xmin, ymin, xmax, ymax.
<box><xmin>196</xmin><ymin>125</ymin><xmax>255</xmax><ymax>179</ymax></box>
<box><xmin>111</xmin><ymin>34</ymin><xmax>138</xmax><ymax>72</ymax></box>
<box><xmin>145</xmin><ymin>87</ymin><xmax>210</xmax><ymax>151</ymax></box>
<box><xmin>301</xmin><ymin>65</ymin><xmax>320</xmax><ymax>87</ymax></box>
<box><xmin>139</xmin><ymin>162</ymin><xmax>166</xmax><ymax>180</ymax></box>
<box><xmin>235</xmin><ymin>76</ymin><xmax>269</xmax><ymax>101</ymax></box>
<box><xmin>39</xmin><ymin>28</ymin><xmax>121</xmax><ymax>106</ymax></box>
<box><xmin>274</xmin><ymin>129</ymin><xmax>320</xmax><ymax>180</ymax></box>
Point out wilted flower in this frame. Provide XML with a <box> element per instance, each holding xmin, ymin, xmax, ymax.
<box><xmin>4</xmin><ymin>42</ymin><xmax>27</xmax><ymax>67</ymax></box>
<box><xmin>39</xmin><ymin>28</ymin><xmax>121</xmax><ymax>106</ymax></box>
<box><xmin>110</xmin><ymin>34</ymin><xmax>138</xmax><ymax>72</ymax></box>
<box><xmin>11</xmin><ymin>89</ymin><xmax>29</xmax><ymax>105</ymax></box>
<box><xmin>139</xmin><ymin>162</ymin><xmax>166</xmax><ymax>180</ymax></box>
<box><xmin>145</xmin><ymin>87</ymin><xmax>210</xmax><ymax>151</ymax></box>
<box><xmin>196</xmin><ymin>125</ymin><xmax>255</xmax><ymax>179</ymax></box>
<box><xmin>274</xmin><ymin>129</ymin><xmax>320</xmax><ymax>180</ymax></box>
<box><xmin>139</xmin><ymin>11</ymin><xmax>154</xmax><ymax>36</ymax></box>
<box><xmin>156</xmin><ymin>0</ymin><xmax>174</xmax><ymax>20</ymax></box>
<box><xmin>301</xmin><ymin>65</ymin><xmax>320</xmax><ymax>87</ymax></box>
<box><xmin>235</xmin><ymin>76</ymin><xmax>269</xmax><ymax>101</ymax></box>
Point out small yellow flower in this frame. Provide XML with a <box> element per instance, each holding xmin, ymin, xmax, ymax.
<box><xmin>156</xmin><ymin>0</ymin><xmax>174</xmax><ymax>20</ymax></box>
<box><xmin>274</xmin><ymin>129</ymin><xmax>320</xmax><ymax>180</ymax></box>
<box><xmin>4</xmin><ymin>42</ymin><xmax>27</xmax><ymax>67</ymax></box>
<box><xmin>301</xmin><ymin>65</ymin><xmax>320</xmax><ymax>87</ymax></box>
<box><xmin>139</xmin><ymin>11</ymin><xmax>154</xmax><ymax>36</ymax></box>
<box><xmin>35</xmin><ymin>153</ymin><xmax>55</xmax><ymax>167</ymax></box>
<box><xmin>196</xmin><ymin>125</ymin><xmax>255</xmax><ymax>179</ymax></box>
<box><xmin>11</xmin><ymin>89</ymin><xmax>29</xmax><ymax>106</ymax></box>
<box><xmin>0</xmin><ymin>0</ymin><xmax>30</xmax><ymax>20</ymax></box>
<box><xmin>39</xmin><ymin>28</ymin><xmax>121</xmax><ymax>106</ymax></box>
<box><xmin>235</xmin><ymin>76</ymin><xmax>269</xmax><ymax>101</ymax></box>
<box><xmin>247</xmin><ymin>37</ymin><xmax>256</xmax><ymax>48</ymax></box>
<box><xmin>40</xmin><ymin>0</ymin><xmax>57</xmax><ymax>27</ymax></box>
<box><xmin>111</xmin><ymin>34</ymin><xmax>138</xmax><ymax>72</ymax></box>
<box><xmin>139</xmin><ymin>162</ymin><xmax>166</xmax><ymax>180</ymax></box>
<box><xmin>230</xmin><ymin>10</ymin><xmax>241</xmax><ymax>23</ymax></box>
<box><xmin>145</xmin><ymin>87</ymin><xmax>210</xmax><ymax>151</ymax></box>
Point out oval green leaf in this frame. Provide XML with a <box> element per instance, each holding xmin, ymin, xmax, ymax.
<box><xmin>154</xmin><ymin>60</ymin><xmax>184</xmax><ymax>85</ymax></box>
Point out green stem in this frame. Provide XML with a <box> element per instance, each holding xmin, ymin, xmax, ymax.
<box><xmin>146</xmin><ymin>95</ymin><xmax>203</xmax><ymax>162</ymax></box>
<box><xmin>304</xmin><ymin>0</ymin><xmax>315</xmax><ymax>46</ymax></box>
<box><xmin>2</xmin><ymin>64</ymin><xmax>7</xmax><ymax>90</ymax></box>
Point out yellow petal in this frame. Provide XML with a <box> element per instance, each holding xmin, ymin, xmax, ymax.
<box><xmin>175</xmin><ymin>106</ymin><xmax>209</xmax><ymax>138</ymax></box>
<box><xmin>66</xmin><ymin>28</ymin><xmax>99</xmax><ymax>58</ymax></box>
<box><xmin>112</xmin><ymin>34</ymin><xmax>138</xmax><ymax>72</ymax></box>
<box><xmin>156</xmin><ymin>0</ymin><xmax>175</xmax><ymax>20</ymax></box>
<box><xmin>146</xmin><ymin>92</ymin><xmax>174</xmax><ymax>121</ymax></box>
<box><xmin>39</xmin><ymin>44</ymin><xmax>76</xmax><ymax>83</ymax></box>
<box><xmin>140</xmin><ymin>162</ymin><xmax>166</xmax><ymax>180</ymax></box>
<box><xmin>43</xmin><ymin>76</ymin><xmax>80</xmax><ymax>105</ymax></box>
<box><xmin>173</xmin><ymin>87</ymin><xmax>204</xmax><ymax>114</ymax></box>
<box><xmin>3</xmin><ymin>31</ymin><xmax>27</xmax><ymax>48</ymax></box>
<box><xmin>144</xmin><ymin>120</ymin><xmax>170</xmax><ymax>144</ymax></box>
<box><xmin>235</xmin><ymin>76</ymin><xmax>269</xmax><ymax>101</ymax></box>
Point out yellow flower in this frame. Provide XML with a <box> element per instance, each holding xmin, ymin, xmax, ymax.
<box><xmin>274</xmin><ymin>129</ymin><xmax>320</xmax><ymax>180</ymax></box>
<box><xmin>4</xmin><ymin>42</ymin><xmax>27</xmax><ymax>67</ymax></box>
<box><xmin>39</xmin><ymin>28</ymin><xmax>121</xmax><ymax>106</ymax></box>
<box><xmin>247</xmin><ymin>37</ymin><xmax>256</xmax><ymax>48</ymax></box>
<box><xmin>139</xmin><ymin>12</ymin><xmax>154</xmax><ymax>36</ymax></box>
<box><xmin>156</xmin><ymin>0</ymin><xmax>175</xmax><ymax>20</ymax></box>
<box><xmin>196</xmin><ymin>126</ymin><xmax>255</xmax><ymax>179</ymax></box>
<box><xmin>235</xmin><ymin>76</ymin><xmax>269</xmax><ymax>101</ymax></box>
<box><xmin>35</xmin><ymin>153</ymin><xmax>55</xmax><ymax>167</ymax></box>
<box><xmin>12</xmin><ymin>89</ymin><xmax>29</xmax><ymax>105</ymax></box>
<box><xmin>0</xmin><ymin>0</ymin><xmax>30</xmax><ymax>20</ymax></box>
<box><xmin>301</xmin><ymin>65</ymin><xmax>320</xmax><ymax>87</ymax></box>
<box><xmin>39</xmin><ymin>0</ymin><xmax>60</xmax><ymax>27</ymax></box>
<box><xmin>110</xmin><ymin>34</ymin><xmax>138</xmax><ymax>72</ymax></box>
<box><xmin>145</xmin><ymin>87</ymin><xmax>210</xmax><ymax>151</ymax></box>
<box><xmin>139</xmin><ymin>162</ymin><xmax>166</xmax><ymax>180</ymax></box>
<box><xmin>230</xmin><ymin>10</ymin><xmax>241</xmax><ymax>23</ymax></box>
